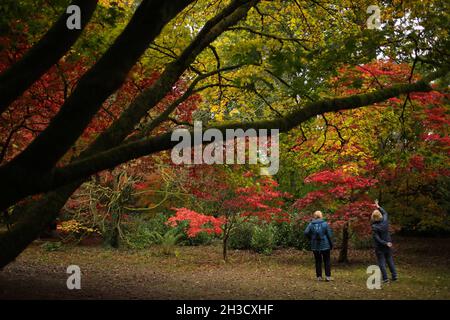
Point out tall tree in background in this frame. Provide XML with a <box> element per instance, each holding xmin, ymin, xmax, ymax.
<box><xmin>281</xmin><ymin>61</ymin><xmax>449</xmax><ymax>239</ymax></box>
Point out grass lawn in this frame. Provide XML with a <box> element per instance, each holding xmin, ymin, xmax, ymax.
<box><xmin>0</xmin><ymin>236</ymin><xmax>449</xmax><ymax>299</ymax></box>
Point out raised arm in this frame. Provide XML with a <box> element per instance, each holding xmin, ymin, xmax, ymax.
<box><xmin>375</xmin><ymin>199</ymin><xmax>388</xmax><ymax>222</ymax></box>
<box><xmin>378</xmin><ymin>206</ymin><xmax>388</xmax><ymax>222</ymax></box>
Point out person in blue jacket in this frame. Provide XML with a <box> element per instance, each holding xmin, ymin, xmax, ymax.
<box><xmin>304</xmin><ymin>211</ymin><xmax>333</xmax><ymax>281</ymax></box>
<box><xmin>371</xmin><ymin>199</ymin><xmax>398</xmax><ymax>283</ymax></box>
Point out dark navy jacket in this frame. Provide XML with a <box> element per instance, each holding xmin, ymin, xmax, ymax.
<box><xmin>371</xmin><ymin>207</ymin><xmax>392</xmax><ymax>250</ymax></box>
<box><xmin>304</xmin><ymin>219</ymin><xmax>333</xmax><ymax>251</ymax></box>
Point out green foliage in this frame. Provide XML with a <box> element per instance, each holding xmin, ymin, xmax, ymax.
<box><xmin>166</xmin><ymin>218</ymin><xmax>215</xmax><ymax>246</ymax></box>
<box><xmin>124</xmin><ymin>215</ymin><xmax>182</xmax><ymax>254</ymax></box>
<box><xmin>273</xmin><ymin>222</ymin><xmax>295</xmax><ymax>247</ymax></box>
<box><xmin>151</xmin><ymin>228</ymin><xmax>183</xmax><ymax>256</ymax></box>
<box><xmin>389</xmin><ymin>193</ymin><xmax>450</xmax><ymax>235</ymax></box>
<box><xmin>272</xmin><ymin>221</ymin><xmax>310</xmax><ymax>250</ymax></box>
<box><xmin>124</xmin><ymin>222</ymin><xmax>157</xmax><ymax>249</ymax></box>
<box><xmin>272</xmin><ymin>221</ymin><xmax>291</xmax><ymax>247</ymax></box>
<box><xmin>185</xmin><ymin>231</ymin><xmax>214</xmax><ymax>246</ymax></box>
<box><xmin>0</xmin><ymin>0</ymin><xmax>64</xmax><ymax>36</ymax></box>
<box><xmin>124</xmin><ymin>213</ymin><xmax>171</xmax><ymax>249</ymax></box>
<box><xmin>143</xmin><ymin>213</ymin><xmax>171</xmax><ymax>236</ymax></box>
<box><xmin>40</xmin><ymin>241</ymin><xmax>63</xmax><ymax>252</ymax></box>
<box><xmin>227</xmin><ymin>218</ymin><xmax>310</xmax><ymax>252</ymax></box>
<box><xmin>251</xmin><ymin>224</ymin><xmax>274</xmax><ymax>255</ymax></box>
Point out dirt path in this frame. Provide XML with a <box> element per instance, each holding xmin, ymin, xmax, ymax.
<box><xmin>1</xmin><ymin>237</ymin><xmax>449</xmax><ymax>299</ymax></box>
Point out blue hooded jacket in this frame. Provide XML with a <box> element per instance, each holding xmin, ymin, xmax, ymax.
<box><xmin>371</xmin><ymin>206</ymin><xmax>392</xmax><ymax>250</ymax></box>
<box><xmin>304</xmin><ymin>219</ymin><xmax>333</xmax><ymax>251</ymax></box>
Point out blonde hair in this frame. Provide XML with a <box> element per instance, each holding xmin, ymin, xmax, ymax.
<box><xmin>371</xmin><ymin>210</ymin><xmax>383</xmax><ymax>222</ymax></box>
<box><xmin>313</xmin><ymin>211</ymin><xmax>323</xmax><ymax>219</ymax></box>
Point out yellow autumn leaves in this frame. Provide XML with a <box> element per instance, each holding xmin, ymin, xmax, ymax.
<box><xmin>210</xmin><ymin>101</ymin><xmax>240</xmax><ymax>121</ymax></box>
<box><xmin>58</xmin><ymin>219</ymin><xmax>98</xmax><ymax>235</ymax></box>
<box><xmin>98</xmin><ymin>0</ymin><xmax>134</xmax><ymax>8</ymax></box>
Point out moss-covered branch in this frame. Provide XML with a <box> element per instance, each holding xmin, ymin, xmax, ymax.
<box><xmin>2</xmin><ymin>73</ymin><xmax>440</xmax><ymax>204</ymax></box>
<box><xmin>49</xmin><ymin>75</ymin><xmax>436</xmax><ymax>184</ymax></box>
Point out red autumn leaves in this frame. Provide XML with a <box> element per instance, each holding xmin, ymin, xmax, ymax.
<box><xmin>294</xmin><ymin>168</ymin><xmax>378</xmax><ymax>236</ymax></box>
<box><xmin>167</xmin><ymin>207</ymin><xmax>224</xmax><ymax>237</ymax></box>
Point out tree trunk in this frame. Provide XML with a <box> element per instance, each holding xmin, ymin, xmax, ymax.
<box><xmin>0</xmin><ymin>183</ymin><xmax>79</xmax><ymax>269</ymax></box>
<box><xmin>338</xmin><ymin>222</ymin><xmax>349</xmax><ymax>263</ymax></box>
<box><xmin>222</xmin><ymin>218</ymin><xmax>231</xmax><ymax>262</ymax></box>
<box><xmin>108</xmin><ymin>212</ymin><xmax>121</xmax><ymax>248</ymax></box>
<box><xmin>110</xmin><ymin>227</ymin><xmax>120</xmax><ymax>248</ymax></box>
<box><xmin>223</xmin><ymin>233</ymin><xmax>228</xmax><ymax>262</ymax></box>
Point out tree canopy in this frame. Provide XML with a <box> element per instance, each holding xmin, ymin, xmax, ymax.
<box><xmin>0</xmin><ymin>0</ymin><xmax>448</xmax><ymax>267</ymax></box>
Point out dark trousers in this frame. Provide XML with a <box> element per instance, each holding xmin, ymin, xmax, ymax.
<box><xmin>313</xmin><ymin>250</ymin><xmax>331</xmax><ymax>278</ymax></box>
<box><xmin>375</xmin><ymin>248</ymin><xmax>397</xmax><ymax>281</ymax></box>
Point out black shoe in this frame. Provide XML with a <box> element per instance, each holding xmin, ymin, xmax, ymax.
<box><xmin>391</xmin><ymin>278</ymin><xmax>398</xmax><ymax>282</ymax></box>
<box><xmin>382</xmin><ymin>279</ymin><xmax>389</xmax><ymax>284</ymax></box>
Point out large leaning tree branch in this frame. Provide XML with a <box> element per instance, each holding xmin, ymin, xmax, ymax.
<box><xmin>0</xmin><ymin>0</ymin><xmax>195</xmax><ymax>174</ymax></box>
<box><xmin>0</xmin><ymin>0</ymin><xmax>99</xmax><ymax>114</ymax></box>
<box><xmin>2</xmin><ymin>70</ymin><xmax>447</xmax><ymax>203</ymax></box>
<box><xmin>0</xmin><ymin>0</ymin><xmax>259</xmax><ymax>268</ymax></box>
<box><xmin>38</xmin><ymin>72</ymin><xmax>449</xmax><ymax>182</ymax></box>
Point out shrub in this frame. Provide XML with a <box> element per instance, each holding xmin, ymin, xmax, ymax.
<box><xmin>41</xmin><ymin>241</ymin><xmax>63</xmax><ymax>252</ymax></box>
<box><xmin>123</xmin><ymin>214</ymin><xmax>171</xmax><ymax>249</ymax></box>
<box><xmin>251</xmin><ymin>224</ymin><xmax>274</xmax><ymax>255</ymax></box>
<box><xmin>168</xmin><ymin>208</ymin><xmax>224</xmax><ymax>238</ymax></box>
<box><xmin>271</xmin><ymin>220</ymin><xmax>309</xmax><ymax>250</ymax></box>
<box><xmin>177</xmin><ymin>226</ymin><xmax>216</xmax><ymax>246</ymax></box>
<box><xmin>228</xmin><ymin>221</ymin><xmax>254</xmax><ymax>250</ymax></box>
<box><xmin>272</xmin><ymin>221</ymin><xmax>292</xmax><ymax>247</ymax></box>
<box><xmin>289</xmin><ymin>222</ymin><xmax>310</xmax><ymax>250</ymax></box>
<box><xmin>146</xmin><ymin>213</ymin><xmax>172</xmax><ymax>235</ymax></box>
<box><xmin>124</xmin><ymin>222</ymin><xmax>157</xmax><ymax>249</ymax></box>
<box><xmin>184</xmin><ymin>231</ymin><xmax>214</xmax><ymax>246</ymax></box>
<box><xmin>151</xmin><ymin>228</ymin><xmax>183</xmax><ymax>255</ymax></box>
<box><xmin>227</xmin><ymin>218</ymin><xmax>310</xmax><ymax>252</ymax></box>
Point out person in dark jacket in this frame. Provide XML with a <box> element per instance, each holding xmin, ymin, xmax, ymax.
<box><xmin>304</xmin><ymin>211</ymin><xmax>333</xmax><ymax>281</ymax></box>
<box><xmin>371</xmin><ymin>200</ymin><xmax>398</xmax><ymax>283</ymax></box>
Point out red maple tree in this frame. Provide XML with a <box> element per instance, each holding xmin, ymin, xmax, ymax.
<box><xmin>294</xmin><ymin>168</ymin><xmax>378</xmax><ymax>262</ymax></box>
